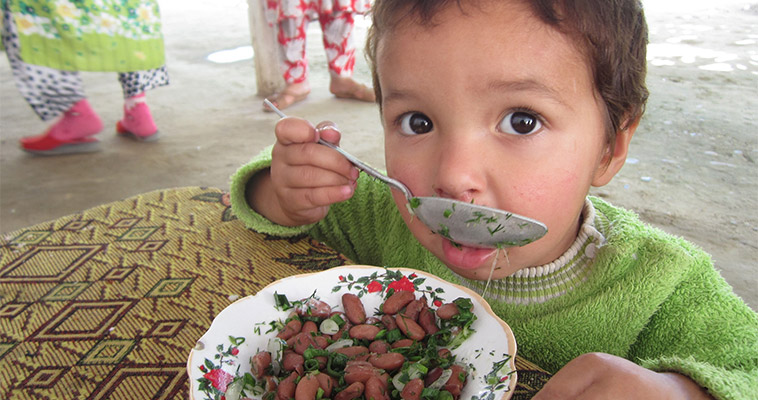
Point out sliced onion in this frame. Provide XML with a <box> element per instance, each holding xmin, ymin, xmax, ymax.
<box><xmin>319</xmin><ymin>319</ymin><xmax>339</xmax><ymax>335</ymax></box>
<box><xmin>428</xmin><ymin>368</ymin><xmax>453</xmax><ymax>389</ymax></box>
<box><xmin>391</xmin><ymin>362</ymin><xmax>427</xmax><ymax>392</ymax></box>
<box><xmin>224</xmin><ymin>378</ymin><xmax>244</xmax><ymax>400</ymax></box>
<box><xmin>325</xmin><ymin>338</ymin><xmax>354</xmax><ymax>352</ymax></box>
<box><xmin>267</xmin><ymin>337</ymin><xmax>286</xmax><ymax>376</ymax></box>
<box><xmin>392</xmin><ymin>372</ymin><xmax>407</xmax><ymax>392</ymax></box>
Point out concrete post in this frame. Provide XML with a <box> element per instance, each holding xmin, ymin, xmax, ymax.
<box><xmin>247</xmin><ymin>0</ymin><xmax>284</xmax><ymax>97</ymax></box>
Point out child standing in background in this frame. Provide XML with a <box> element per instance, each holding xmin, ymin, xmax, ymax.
<box><xmin>232</xmin><ymin>0</ymin><xmax>758</xmax><ymax>398</ymax></box>
<box><xmin>262</xmin><ymin>0</ymin><xmax>375</xmax><ymax>111</ymax></box>
<box><xmin>2</xmin><ymin>0</ymin><xmax>168</xmax><ymax>155</ymax></box>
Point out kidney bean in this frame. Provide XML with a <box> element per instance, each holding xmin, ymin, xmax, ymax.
<box><xmin>282</xmin><ymin>350</ymin><xmax>304</xmax><ymax>373</ymax></box>
<box><xmin>368</xmin><ymin>352</ymin><xmax>405</xmax><ymax>371</ymax></box>
<box><xmin>334</xmin><ymin>381</ymin><xmax>364</xmax><ymax>400</ymax></box>
<box><xmin>344</xmin><ymin>361</ymin><xmax>377</xmax><ymax>384</ymax></box>
<box><xmin>365</xmin><ymin>376</ymin><xmax>389</xmax><ymax>400</ymax></box>
<box><xmin>342</xmin><ymin>293</ymin><xmax>367</xmax><ymax>324</ymax></box>
<box><xmin>402</xmin><ymin>299</ymin><xmax>425</xmax><ymax>320</ymax></box>
<box><xmin>295</xmin><ymin>374</ymin><xmax>320</xmax><ymax>400</ymax></box>
<box><xmin>391</xmin><ymin>338</ymin><xmax>415</xmax><ymax>349</ymax></box>
<box><xmin>251</xmin><ymin>351</ymin><xmax>271</xmax><ymax>378</ymax></box>
<box><xmin>263</xmin><ymin>375</ymin><xmax>277</xmax><ymax>392</ymax></box>
<box><xmin>297</xmin><ymin>298</ymin><xmax>332</xmax><ymax>319</ymax></box>
<box><xmin>438</xmin><ymin>348</ymin><xmax>452</xmax><ymax>360</ymax></box>
<box><xmin>293</xmin><ymin>332</ymin><xmax>318</xmax><ymax>355</ymax></box>
<box><xmin>334</xmin><ymin>345</ymin><xmax>369</xmax><ymax>358</ymax></box>
<box><xmin>436</xmin><ymin>303</ymin><xmax>460</xmax><ymax>320</ymax></box>
<box><xmin>395</xmin><ymin>314</ymin><xmax>426</xmax><ymax>341</ymax></box>
<box><xmin>313</xmin><ymin>335</ymin><xmax>328</xmax><ymax>349</ymax></box>
<box><xmin>315</xmin><ymin>372</ymin><xmax>335</xmax><ymax>397</ymax></box>
<box><xmin>355</xmin><ymin>353</ymin><xmax>371</xmax><ymax>362</ymax></box>
<box><xmin>382</xmin><ymin>291</ymin><xmax>415</xmax><ymax>314</ymax></box>
<box><xmin>424</xmin><ymin>367</ymin><xmax>443</xmax><ymax>386</ymax></box>
<box><xmin>277</xmin><ymin>372</ymin><xmax>298</xmax><ymax>400</ymax></box>
<box><xmin>380</xmin><ymin>314</ymin><xmax>397</xmax><ymax>330</ymax></box>
<box><xmin>376</xmin><ymin>371</ymin><xmax>390</xmax><ymax>388</ymax></box>
<box><xmin>401</xmin><ymin>378</ymin><xmax>424</xmax><ymax>400</ymax></box>
<box><xmin>277</xmin><ymin>318</ymin><xmax>302</xmax><ymax>340</ymax></box>
<box><xmin>418</xmin><ymin>308</ymin><xmax>439</xmax><ymax>335</ymax></box>
<box><xmin>368</xmin><ymin>340</ymin><xmax>390</xmax><ymax>354</ymax></box>
<box><xmin>332</xmin><ymin>319</ymin><xmax>353</xmax><ymax>341</ymax></box>
<box><xmin>349</xmin><ymin>324</ymin><xmax>381</xmax><ymax>341</ymax></box>
<box><xmin>302</xmin><ymin>320</ymin><xmax>318</xmax><ymax>335</ymax></box>
<box><xmin>444</xmin><ymin>364</ymin><xmax>467</xmax><ymax>397</ymax></box>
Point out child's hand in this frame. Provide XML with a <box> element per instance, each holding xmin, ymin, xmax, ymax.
<box><xmin>534</xmin><ymin>353</ymin><xmax>713</xmax><ymax>399</ymax></box>
<box><xmin>247</xmin><ymin>117</ymin><xmax>359</xmax><ymax>227</ymax></box>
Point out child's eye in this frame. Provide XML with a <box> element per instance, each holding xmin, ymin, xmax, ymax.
<box><xmin>498</xmin><ymin>111</ymin><xmax>542</xmax><ymax>136</ymax></box>
<box><xmin>398</xmin><ymin>112</ymin><xmax>434</xmax><ymax>135</ymax></box>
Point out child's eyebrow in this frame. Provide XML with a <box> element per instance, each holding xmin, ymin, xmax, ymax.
<box><xmin>487</xmin><ymin>79</ymin><xmax>569</xmax><ymax>107</ymax></box>
<box><xmin>381</xmin><ymin>89</ymin><xmax>415</xmax><ymax>104</ymax></box>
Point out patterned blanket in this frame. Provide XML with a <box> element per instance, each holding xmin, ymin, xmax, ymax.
<box><xmin>0</xmin><ymin>187</ymin><xmax>550</xmax><ymax>399</ymax></box>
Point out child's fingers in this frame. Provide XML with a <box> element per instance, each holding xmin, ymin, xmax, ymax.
<box><xmin>315</xmin><ymin>121</ymin><xmax>342</xmax><ymax>144</ymax></box>
<box><xmin>273</xmin><ymin>142</ymin><xmax>359</xmax><ymax>183</ymax></box>
<box><xmin>274</xmin><ymin>117</ymin><xmax>318</xmax><ymax>145</ymax></box>
<box><xmin>281</xmin><ymin>184</ymin><xmax>356</xmax><ymax>215</ymax></box>
<box><xmin>275</xmin><ymin>164</ymin><xmax>357</xmax><ymax>190</ymax></box>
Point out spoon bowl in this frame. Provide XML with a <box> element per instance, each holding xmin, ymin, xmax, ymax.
<box><xmin>263</xmin><ymin>99</ymin><xmax>547</xmax><ymax>248</ymax></box>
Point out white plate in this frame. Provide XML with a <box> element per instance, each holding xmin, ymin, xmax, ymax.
<box><xmin>187</xmin><ymin>265</ymin><xmax>517</xmax><ymax>400</ymax></box>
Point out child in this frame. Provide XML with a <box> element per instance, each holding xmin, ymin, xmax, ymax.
<box><xmin>231</xmin><ymin>0</ymin><xmax>758</xmax><ymax>398</ymax></box>
<box><xmin>2</xmin><ymin>1</ymin><xmax>167</xmax><ymax>155</ymax></box>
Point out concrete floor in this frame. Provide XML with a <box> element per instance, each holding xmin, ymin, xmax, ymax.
<box><xmin>1</xmin><ymin>0</ymin><xmax>756</xmax><ymax>310</ymax></box>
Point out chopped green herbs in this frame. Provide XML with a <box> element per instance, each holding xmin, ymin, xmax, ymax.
<box><xmin>487</xmin><ymin>224</ymin><xmax>504</xmax><ymax>236</ymax></box>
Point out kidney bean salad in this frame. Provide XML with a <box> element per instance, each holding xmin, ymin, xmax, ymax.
<box><xmin>194</xmin><ymin>269</ymin><xmax>515</xmax><ymax>400</ymax></box>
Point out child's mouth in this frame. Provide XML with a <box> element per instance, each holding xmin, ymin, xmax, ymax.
<box><xmin>441</xmin><ymin>239</ymin><xmax>497</xmax><ymax>270</ymax></box>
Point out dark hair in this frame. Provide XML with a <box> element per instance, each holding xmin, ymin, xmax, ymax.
<box><xmin>366</xmin><ymin>0</ymin><xmax>649</xmax><ymax>142</ymax></box>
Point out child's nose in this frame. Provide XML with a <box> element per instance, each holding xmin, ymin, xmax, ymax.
<box><xmin>432</xmin><ymin>135</ymin><xmax>487</xmax><ymax>204</ymax></box>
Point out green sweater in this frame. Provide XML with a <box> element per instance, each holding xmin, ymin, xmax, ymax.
<box><xmin>230</xmin><ymin>147</ymin><xmax>758</xmax><ymax>400</ymax></box>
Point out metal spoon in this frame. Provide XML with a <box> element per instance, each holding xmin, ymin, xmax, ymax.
<box><xmin>263</xmin><ymin>99</ymin><xmax>547</xmax><ymax>248</ymax></box>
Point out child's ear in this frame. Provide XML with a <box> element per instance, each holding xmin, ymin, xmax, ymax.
<box><xmin>592</xmin><ymin>117</ymin><xmax>640</xmax><ymax>187</ymax></box>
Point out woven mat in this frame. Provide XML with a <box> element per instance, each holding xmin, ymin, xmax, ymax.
<box><xmin>0</xmin><ymin>187</ymin><xmax>550</xmax><ymax>399</ymax></box>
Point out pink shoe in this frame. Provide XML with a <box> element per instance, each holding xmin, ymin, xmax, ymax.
<box><xmin>117</xmin><ymin>95</ymin><xmax>160</xmax><ymax>142</ymax></box>
<box><xmin>19</xmin><ymin>99</ymin><xmax>103</xmax><ymax>155</ymax></box>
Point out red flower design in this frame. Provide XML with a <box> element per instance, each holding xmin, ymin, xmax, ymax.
<box><xmin>433</xmin><ymin>299</ymin><xmax>442</xmax><ymax>307</ymax></box>
<box><xmin>203</xmin><ymin>368</ymin><xmax>235</xmax><ymax>392</ymax></box>
<box><xmin>388</xmin><ymin>276</ymin><xmax>415</xmax><ymax>292</ymax></box>
<box><xmin>409</xmin><ymin>273</ymin><xmax>417</xmax><ymax>279</ymax></box>
<box><xmin>230</xmin><ymin>347</ymin><xmax>239</xmax><ymax>356</ymax></box>
<box><xmin>366</xmin><ymin>280</ymin><xmax>383</xmax><ymax>293</ymax></box>
<box><xmin>339</xmin><ymin>275</ymin><xmax>345</xmax><ymax>281</ymax></box>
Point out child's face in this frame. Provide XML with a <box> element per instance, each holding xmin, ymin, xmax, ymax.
<box><xmin>376</xmin><ymin>1</ymin><xmax>631</xmax><ymax>280</ymax></box>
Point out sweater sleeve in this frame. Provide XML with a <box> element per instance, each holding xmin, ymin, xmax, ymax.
<box><xmin>228</xmin><ymin>145</ymin><xmax>316</xmax><ymax>237</ymax></box>
<box><xmin>629</xmin><ymin>239</ymin><xmax>758</xmax><ymax>399</ymax></box>
<box><xmin>229</xmin><ymin>144</ymin><xmax>436</xmax><ymax>269</ymax></box>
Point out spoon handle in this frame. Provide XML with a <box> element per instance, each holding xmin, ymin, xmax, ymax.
<box><xmin>263</xmin><ymin>99</ymin><xmax>413</xmax><ymax>200</ymax></box>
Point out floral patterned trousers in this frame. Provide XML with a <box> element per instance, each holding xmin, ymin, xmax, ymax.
<box><xmin>276</xmin><ymin>11</ymin><xmax>358</xmax><ymax>84</ymax></box>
